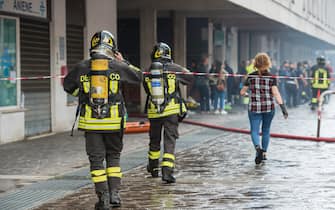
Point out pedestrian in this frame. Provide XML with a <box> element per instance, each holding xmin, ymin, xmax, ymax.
<box><xmin>240</xmin><ymin>52</ymin><xmax>288</xmax><ymax>165</ymax></box>
<box><xmin>278</xmin><ymin>61</ymin><xmax>289</xmax><ymax>104</ymax></box>
<box><xmin>237</xmin><ymin>60</ymin><xmax>249</xmax><ymax>105</ymax></box>
<box><xmin>209</xmin><ymin>61</ymin><xmax>220</xmax><ymax>109</ymax></box>
<box><xmin>310</xmin><ymin>56</ymin><xmax>331</xmax><ymax>110</ymax></box>
<box><xmin>213</xmin><ymin>63</ymin><xmax>228</xmax><ymax>115</ymax></box>
<box><xmin>224</xmin><ymin>61</ymin><xmax>234</xmax><ymax>105</ymax></box>
<box><xmin>296</xmin><ymin>62</ymin><xmax>307</xmax><ymax>105</ymax></box>
<box><xmin>196</xmin><ymin>55</ymin><xmax>211</xmax><ymax>113</ymax></box>
<box><xmin>285</xmin><ymin>62</ymin><xmax>299</xmax><ymax>108</ymax></box>
<box><xmin>143</xmin><ymin>42</ymin><xmax>192</xmax><ymax>183</ymax></box>
<box><xmin>63</xmin><ymin>30</ymin><xmax>142</xmax><ymax>209</ymax></box>
<box><xmin>187</xmin><ymin>59</ymin><xmax>198</xmax><ymax>99</ymax></box>
<box><xmin>303</xmin><ymin>60</ymin><xmax>312</xmax><ymax>101</ymax></box>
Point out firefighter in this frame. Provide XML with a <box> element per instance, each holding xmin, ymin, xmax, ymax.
<box><xmin>63</xmin><ymin>30</ymin><xmax>142</xmax><ymax>209</ymax></box>
<box><xmin>143</xmin><ymin>42</ymin><xmax>192</xmax><ymax>183</ymax></box>
<box><xmin>310</xmin><ymin>56</ymin><xmax>330</xmax><ymax>110</ymax></box>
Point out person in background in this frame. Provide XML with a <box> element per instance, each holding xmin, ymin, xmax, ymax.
<box><xmin>188</xmin><ymin>59</ymin><xmax>198</xmax><ymax>99</ymax></box>
<box><xmin>213</xmin><ymin>63</ymin><xmax>228</xmax><ymax>115</ymax></box>
<box><xmin>310</xmin><ymin>56</ymin><xmax>331</xmax><ymax>110</ymax></box>
<box><xmin>224</xmin><ymin>61</ymin><xmax>234</xmax><ymax>105</ymax></box>
<box><xmin>240</xmin><ymin>52</ymin><xmax>288</xmax><ymax>165</ymax></box>
<box><xmin>286</xmin><ymin>62</ymin><xmax>299</xmax><ymax>108</ymax></box>
<box><xmin>209</xmin><ymin>61</ymin><xmax>221</xmax><ymax>109</ymax></box>
<box><xmin>278</xmin><ymin>61</ymin><xmax>289</xmax><ymax>104</ymax></box>
<box><xmin>303</xmin><ymin>60</ymin><xmax>312</xmax><ymax>102</ymax></box>
<box><xmin>237</xmin><ymin>60</ymin><xmax>249</xmax><ymax>105</ymax></box>
<box><xmin>296</xmin><ymin>62</ymin><xmax>307</xmax><ymax>105</ymax></box>
<box><xmin>246</xmin><ymin>59</ymin><xmax>255</xmax><ymax>74</ymax></box>
<box><xmin>196</xmin><ymin>55</ymin><xmax>211</xmax><ymax>113</ymax></box>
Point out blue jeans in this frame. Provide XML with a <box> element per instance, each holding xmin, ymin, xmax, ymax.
<box><xmin>248</xmin><ymin>110</ymin><xmax>275</xmax><ymax>151</ymax></box>
<box><xmin>213</xmin><ymin>90</ymin><xmax>225</xmax><ymax>110</ymax></box>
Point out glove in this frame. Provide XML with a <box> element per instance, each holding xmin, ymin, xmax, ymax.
<box><xmin>279</xmin><ymin>104</ymin><xmax>288</xmax><ymax>119</ymax></box>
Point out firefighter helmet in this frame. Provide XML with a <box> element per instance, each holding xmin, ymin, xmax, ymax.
<box><xmin>90</xmin><ymin>30</ymin><xmax>117</xmax><ymax>58</ymax></box>
<box><xmin>317</xmin><ymin>56</ymin><xmax>326</xmax><ymax>66</ymax></box>
<box><xmin>151</xmin><ymin>42</ymin><xmax>172</xmax><ymax>62</ymax></box>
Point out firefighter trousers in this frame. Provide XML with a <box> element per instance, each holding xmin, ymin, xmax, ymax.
<box><xmin>311</xmin><ymin>88</ymin><xmax>328</xmax><ymax>107</ymax></box>
<box><xmin>85</xmin><ymin>132</ymin><xmax>123</xmax><ymax>194</ymax></box>
<box><xmin>148</xmin><ymin>114</ymin><xmax>179</xmax><ymax>168</ymax></box>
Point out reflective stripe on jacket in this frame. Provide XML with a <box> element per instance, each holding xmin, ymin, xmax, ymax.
<box><xmin>312</xmin><ymin>68</ymin><xmax>330</xmax><ymax>89</ymax></box>
<box><xmin>145</xmin><ymin>72</ymin><xmax>187</xmax><ymax>119</ymax></box>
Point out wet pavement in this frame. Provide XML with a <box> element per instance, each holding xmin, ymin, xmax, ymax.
<box><xmin>35</xmin><ymin>100</ymin><xmax>335</xmax><ymax>209</ymax></box>
<box><xmin>36</xmin><ymin>132</ymin><xmax>335</xmax><ymax>209</ymax></box>
<box><xmin>1</xmin><ymin>99</ymin><xmax>335</xmax><ymax>209</ymax></box>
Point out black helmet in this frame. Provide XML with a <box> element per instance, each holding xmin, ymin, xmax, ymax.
<box><xmin>317</xmin><ymin>56</ymin><xmax>326</xmax><ymax>66</ymax></box>
<box><xmin>90</xmin><ymin>30</ymin><xmax>117</xmax><ymax>58</ymax></box>
<box><xmin>151</xmin><ymin>42</ymin><xmax>172</xmax><ymax>62</ymax></box>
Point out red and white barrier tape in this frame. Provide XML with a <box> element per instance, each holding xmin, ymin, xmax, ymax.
<box><xmin>0</xmin><ymin>71</ymin><xmax>332</xmax><ymax>81</ymax></box>
<box><xmin>0</xmin><ymin>74</ymin><xmax>65</xmax><ymax>81</ymax></box>
<box><xmin>143</xmin><ymin>71</ymin><xmax>333</xmax><ymax>81</ymax></box>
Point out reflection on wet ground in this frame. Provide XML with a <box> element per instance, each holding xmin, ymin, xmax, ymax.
<box><xmin>38</xmin><ymin>130</ymin><xmax>335</xmax><ymax>209</ymax></box>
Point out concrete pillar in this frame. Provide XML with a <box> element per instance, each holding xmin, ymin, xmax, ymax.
<box><xmin>85</xmin><ymin>0</ymin><xmax>117</xmax><ymax>59</ymax></box>
<box><xmin>50</xmin><ymin>0</ymin><xmax>75</xmax><ymax>132</ymax></box>
<box><xmin>260</xmin><ymin>34</ymin><xmax>267</xmax><ymax>53</ymax></box>
<box><xmin>276</xmin><ymin>37</ymin><xmax>281</xmax><ymax>63</ymax></box>
<box><xmin>140</xmin><ymin>8</ymin><xmax>157</xmax><ymax>112</ymax></box>
<box><xmin>221</xmin><ymin>24</ymin><xmax>227</xmax><ymax>64</ymax></box>
<box><xmin>230</xmin><ymin>27</ymin><xmax>238</xmax><ymax>71</ymax></box>
<box><xmin>250</xmin><ymin>33</ymin><xmax>267</xmax><ymax>58</ymax></box>
<box><xmin>173</xmin><ymin>12</ymin><xmax>187</xmax><ymax>98</ymax></box>
<box><xmin>208</xmin><ymin>20</ymin><xmax>214</xmax><ymax>68</ymax></box>
<box><xmin>213</xmin><ymin>22</ymin><xmax>226</xmax><ymax>65</ymax></box>
<box><xmin>239</xmin><ymin>32</ymin><xmax>250</xmax><ymax>63</ymax></box>
<box><xmin>173</xmin><ymin>12</ymin><xmax>186</xmax><ymax>67</ymax></box>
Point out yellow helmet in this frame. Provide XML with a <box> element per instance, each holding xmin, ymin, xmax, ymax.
<box><xmin>90</xmin><ymin>30</ymin><xmax>117</xmax><ymax>58</ymax></box>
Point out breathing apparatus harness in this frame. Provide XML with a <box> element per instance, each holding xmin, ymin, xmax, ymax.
<box><xmin>71</xmin><ymin>57</ymin><xmax>126</xmax><ymax>136</ymax></box>
<box><xmin>144</xmin><ymin>61</ymin><xmax>186</xmax><ymax>120</ymax></box>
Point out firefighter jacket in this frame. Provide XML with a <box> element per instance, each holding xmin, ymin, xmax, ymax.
<box><xmin>311</xmin><ymin>65</ymin><xmax>330</xmax><ymax>89</ymax></box>
<box><xmin>143</xmin><ymin>62</ymin><xmax>192</xmax><ymax>119</ymax></box>
<box><xmin>63</xmin><ymin>55</ymin><xmax>142</xmax><ymax>132</ymax></box>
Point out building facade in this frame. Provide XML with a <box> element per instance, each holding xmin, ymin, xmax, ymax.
<box><xmin>0</xmin><ymin>0</ymin><xmax>334</xmax><ymax>144</ymax></box>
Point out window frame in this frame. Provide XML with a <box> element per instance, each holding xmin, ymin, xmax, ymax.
<box><xmin>0</xmin><ymin>15</ymin><xmax>21</xmax><ymax>111</ymax></box>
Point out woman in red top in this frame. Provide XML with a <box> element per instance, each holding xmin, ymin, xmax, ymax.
<box><xmin>240</xmin><ymin>53</ymin><xmax>288</xmax><ymax>164</ymax></box>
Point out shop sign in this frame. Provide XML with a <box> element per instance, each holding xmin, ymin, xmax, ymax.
<box><xmin>0</xmin><ymin>0</ymin><xmax>47</xmax><ymax>19</ymax></box>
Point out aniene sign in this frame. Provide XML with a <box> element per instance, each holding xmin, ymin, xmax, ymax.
<box><xmin>0</xmin><ymin>0</ymin><xmax>47</xmax><ymax>19</ymax></box>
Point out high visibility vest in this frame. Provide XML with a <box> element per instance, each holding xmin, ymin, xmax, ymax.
<box><xmin>144</xmin><ymin>72</ymin><xmax>187</xmax><ymax>119</ymax></box>
<box><xmin>78</xmin><ymin>59</ymin><xmax>125</xmax><ymax>132</ymax></box>
<box><xmin>312</xmin><ymin>68</ymin><xmax>330</xmax><ymax>89</ymax></box>
<box><xmin>246</xmin><ymin>64</ymin><xmax>256</xmax><ymax>74</ymax></box>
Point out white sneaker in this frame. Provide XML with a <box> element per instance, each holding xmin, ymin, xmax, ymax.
<box><xmin>214</xmin><ymin>110</ymin><xmax>220</xmax><ymax>115</ymax></box>
<box><xmin>220</xmin><ymin>110</ymin><xmax>227</xmax><ymax>115</ymax></box>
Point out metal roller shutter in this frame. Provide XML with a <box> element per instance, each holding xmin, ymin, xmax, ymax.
<box><xmin>66</xmin><ymin>24</ymin><xmax>84</xmax><ymax>71</ymax></box>
<box><xmin>20</xmin><ymin>18</ymin><xmax>51</xmax><ymax>136</ymax></box>
<box><xmin>66</xmin><ymin>24</ymin><xmax>84</xmax><ymax>103</ymax></box>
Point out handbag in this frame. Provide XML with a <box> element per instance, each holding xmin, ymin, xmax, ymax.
<box><xmin>216</xmin><ymin>79</ymin><xmax>225</xmax><ymax>91</ymax></box>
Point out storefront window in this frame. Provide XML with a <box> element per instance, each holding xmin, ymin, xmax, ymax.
<box><xmin>0</xmin><ymin>17</ymin><xmax>17</xmax><ymax>107</ymax></box>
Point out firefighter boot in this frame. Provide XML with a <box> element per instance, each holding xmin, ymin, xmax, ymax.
<box><xmin>107</xmin><ymin>176</ymin><xmax>121</xmax><ymax>208</ymax></box>
<box><xmin>147</xmin><ymin>159</ymin><xmax>159</xmax><ymax>177</ymax></box>
<box><xmin>95</xmin><ymin>191</ymin><xmax>110</xmax><ymax>210</ymax></box>
<box><xmin>110</xmin><ymin>191</ymin><xmax>121</xmax><ymax>208</ymax></box>
<box><xmin>162</xmin><ymin>166</ymin><xmax>176</xmax><ymax>183</ymax></box>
